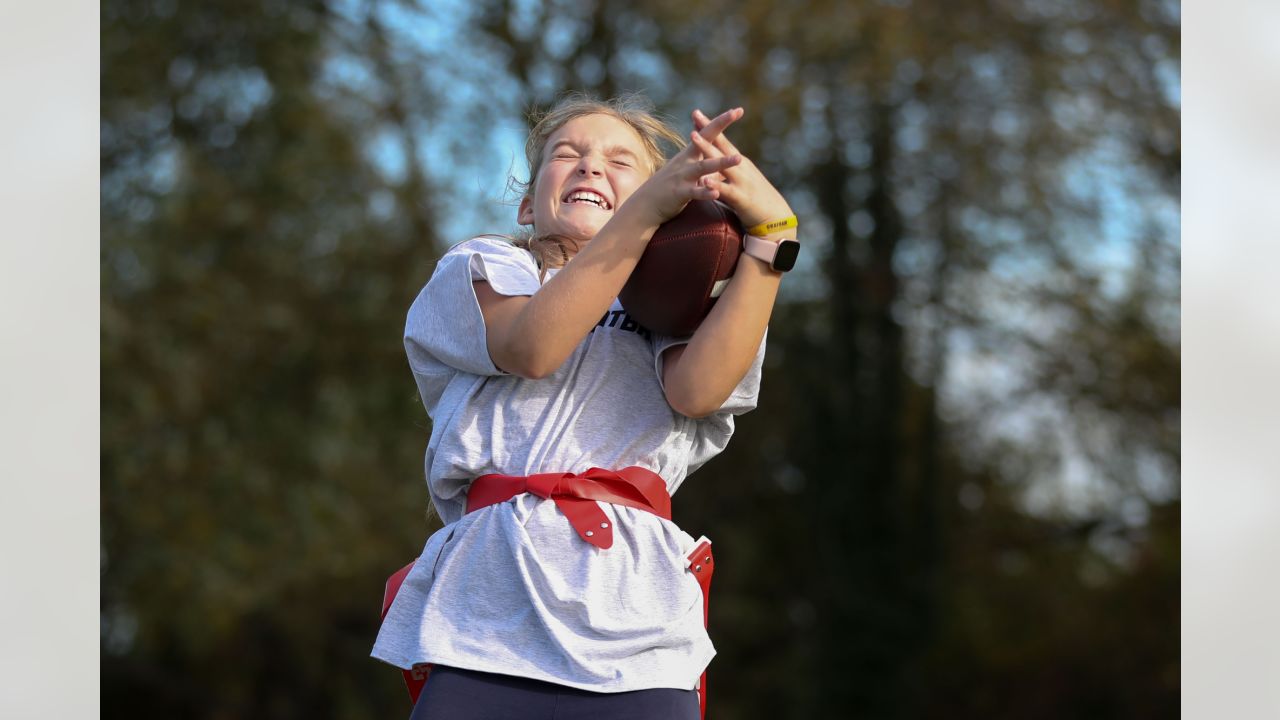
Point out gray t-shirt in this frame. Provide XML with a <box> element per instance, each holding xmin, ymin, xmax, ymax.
<box><xmin>371</xmin><ymin>237</ymin><xmax>764</xmax><ymax>693</ymax></box>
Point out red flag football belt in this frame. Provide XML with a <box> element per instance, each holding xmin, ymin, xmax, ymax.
<box><xmin>380</xmin><ymin>467</ymin><xmax>715</xmax><ymax>720</ymax></box>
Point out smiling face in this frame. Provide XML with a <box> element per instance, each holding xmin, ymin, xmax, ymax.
<box><xmin>517</xmin><ymin>113</ymin><xmax>653</xmax><ymax>244</ymax></box>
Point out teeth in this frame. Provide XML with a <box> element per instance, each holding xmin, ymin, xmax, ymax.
<box><xmin>566</xmin><ymin>190</ymin><xmax>609</xmax><ymax>209</ymax></box>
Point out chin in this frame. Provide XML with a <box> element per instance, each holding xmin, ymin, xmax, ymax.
<box><xmin>556</xmin><ymin>221</ymin><xmax>605</xmax><ymax>241</ymax></box>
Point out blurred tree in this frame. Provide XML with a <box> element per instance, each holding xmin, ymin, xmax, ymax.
<box><xmin>102</xmin><ymin>0</ymin><xmax>455</xmax><ymax>716</ymax></box>
<box><xmin>470</xmin><ymin>0</ymin><xmax>1179</xmax><ymax>717</ymax></box>
<box><xmin>103</xmin><ymin>0</ymin><xmax>1179</xmax><ymax>718</ymax></box>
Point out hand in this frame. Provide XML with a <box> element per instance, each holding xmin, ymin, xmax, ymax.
<box><xmin>625</xmin><ymin>108</ymin><xmax>744</xmax><ymax>228</ymax></box>
<box><xmin>691</xmin><ymin>108</ymin><xmax>794</xmax><ymax>231</ymax></box>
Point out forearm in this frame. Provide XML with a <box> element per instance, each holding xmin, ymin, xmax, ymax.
<box><xmin>500</xmin><ymin>203</ymin><xmax>660</xmax><ymax>376</ymax></box>
<box><xmin>663</xmin><ymin>253</ymin><xmax>781</xmax><ymax>416</ymax></box>
<box><xmin>660</xmin><ymin>107</ymin><xmax>798</xmax><ymax>415</ymax></box>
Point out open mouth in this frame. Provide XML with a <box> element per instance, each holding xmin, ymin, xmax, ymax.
<box><xmin>562</xmin><ymin>189</ymin><xmax>612</xmax><ymax>210</ymax></box>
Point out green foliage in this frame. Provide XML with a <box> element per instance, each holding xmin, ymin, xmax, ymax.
<box><xmin>103</xmin><ymin>1</ymin><xmax>445</xmax><ymax>715</ymax></box>
<box><xmin>103</xmin><ymin>0</ymin><xmax>1179</xmax><ymax>717</ymax></box>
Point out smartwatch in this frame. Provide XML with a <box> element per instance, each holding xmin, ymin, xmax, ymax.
<box><xmin>742</xmin><ymin>234</ymin><xmax>800</xmax><ymax>272</ymax></box>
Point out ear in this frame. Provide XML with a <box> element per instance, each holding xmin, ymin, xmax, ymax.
<box><xmin>517</xmin><ymin>195</ymin><xmax>535</xmax><ymax>226</ymax></box>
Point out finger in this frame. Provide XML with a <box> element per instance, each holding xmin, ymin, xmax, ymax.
<box><xmin>703</xmin><ymin>171</ymin><xmax>745</xmax><ymax>206</ymax></box>
<box><xmin>692</xmin><ymin>108</ymin><xmax>717</xmax><ymax>132</ymax></box>
<box><xmin>693</xmin><ymin>154</ymin><xmax>741</xmax><ymax>177</ymax></box>
<box><xmin>693</xmin><ymin>109</ymin><xmax>743</xmax><ymax>157</ymax></box>
<box><xmin>670</xmin><ymin>136</ymin><xmax>702</xmax><ymax>163</ymax></box>
<box><xmin>696</xmin><ymin>106</ymin><xmax>743</xmax><ymax>142</ymax></box>
<box><xmin>672</xmin><ymin>124</ymin><xmax>715</xmax><ymax>161</ymax></box>
<box><xmin>689</xmin><ymin>129</ymin><xmax>723</xmax><ymax>159</ymax></box>
<box><xmin>695</xmin><ymin>120</ymin><xmax>741</xmax><ymax>162</ymax></box>
<box><xmin>695</xmin><ymin>107</ymin><xmax>740</xmax><ymax>141</ymax></box>
<box><xmin>690</xmin><ymin>183</ymin><xmax>721</xmax><ymax>202</ymax></box>
<box><xmin>693</xmin><ymin>108</ymin><xmax>740</xmax><ymax>152</ymax></box>
<box><xmin>690</xmin><ymin>130</ymin><xmax>738</xmax><ymax>189</ymax></box>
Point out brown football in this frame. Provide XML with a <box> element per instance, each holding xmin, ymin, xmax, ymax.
<box><xmin>619</xmin><ymin>199</ymin><xmax>743</xmax><ymax>337</ymax></box>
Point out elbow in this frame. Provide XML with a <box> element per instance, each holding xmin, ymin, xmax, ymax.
<box><xmin>664</xmin><ymin>385</ymin><xmax>722</xmax><ymax>419</ymax></box>
<box><xmin>493</xmin><ymin>342</ymin><xmax>562</xmax><ymax>380</ymax></box>
<box><xmin>520</xmin><ymin>348</ymin><xmax>567</xmax><ymax>380</ymax></box>
<box><xmin>514</xmin><ymin>361</ymin><xmax>558</xmax><ymax>381</ymax></box>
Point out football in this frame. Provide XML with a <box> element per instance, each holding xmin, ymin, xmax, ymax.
<box><xmin>619</xmin><ymin>200</ymin><xmax>744</xmax><ymax>337</ymax></box>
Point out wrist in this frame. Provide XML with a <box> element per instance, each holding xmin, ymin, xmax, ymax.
<box><xmin>742</xmin><ymin>207</ymin><xmax>796</xmax><ymax>235</ymax></box>
<box><xmin>752</xmin><ymin>229</ymin><xmax>798</xmax><ymax>242</ymax></box>
<box><xmin>609</xmin><ymin>193</ymin><xmax>664</xmax><ymax>240</ymax></box>
<box><xmin>742</xmin><ymin>232</ymin><xmax>801</xmax><ymax>272</ymax></box>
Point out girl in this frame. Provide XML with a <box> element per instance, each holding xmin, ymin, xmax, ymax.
<box><xmin>373</xmin><ymin>93</ymin><xmax>798</xmax><ymax>719</ymax></box>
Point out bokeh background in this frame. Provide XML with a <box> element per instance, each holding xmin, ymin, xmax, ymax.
<box><xmin>101</xmin><ymin>1</ymin><xmax>1180</xmax><ymax>718</ymax></box>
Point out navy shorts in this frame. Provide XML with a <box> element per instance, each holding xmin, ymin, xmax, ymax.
<box><xmin>409</xmin><ymin>665</ymin><xmax>700</xmax><ymax>720</ymax></box>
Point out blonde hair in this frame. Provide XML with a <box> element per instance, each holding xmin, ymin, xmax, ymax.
<box><xmin>510</xmin><ymin>92</ymin><xmax>686</xmax><ymax>275</ymax></box>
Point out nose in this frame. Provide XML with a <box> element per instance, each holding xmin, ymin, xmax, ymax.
<box><xmin>576</xmin><ymin>155</ymin><xmax>604</xmax><ymax>177</ymax></box>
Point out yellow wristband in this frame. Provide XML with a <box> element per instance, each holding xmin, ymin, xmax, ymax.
<box><xmin>744</xmin><ymin>215</ymin><xmax>798</xmax><ymax>236</ymax></box>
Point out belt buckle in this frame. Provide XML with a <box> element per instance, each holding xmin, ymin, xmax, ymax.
<box><xmin>684</xmin><ymin>535</ymin><xmax>713</xmax><ymax>572</ymax></box>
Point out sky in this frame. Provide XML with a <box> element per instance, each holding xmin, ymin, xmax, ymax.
<box><xmin>9</xmin><ymin>1</ymin><xmax>1280</xmax><ymax>716</ymax></box>
<box><xmin>356</xmin><ymin>1</ymin><xmax>1185</xmax><ymax>521</ymax></box>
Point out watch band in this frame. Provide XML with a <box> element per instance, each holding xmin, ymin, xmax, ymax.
<box><xmin>742</xmin><ymin>234</ymin><xmax>800</xmax><ymax>272</ymax></box>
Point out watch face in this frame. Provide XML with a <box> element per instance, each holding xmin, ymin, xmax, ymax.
<box><xmin>773</xmin><ymin>240</ymin><xmax>800</xmax><ymax>272</ymax></box>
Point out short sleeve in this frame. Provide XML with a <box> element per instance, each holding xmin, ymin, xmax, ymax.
<box><xmin>652</xmin><ymin>330</ymin><xmax>767</xmax><ymax>474</ymax></box>
<box><xmin>652</xmin><ymin>329</ymin><xmax>766</xmax><ymax>415</ymax></box>
<box><xmin>403</xmin><ymin>238</ymin><xmax>542</xmax><ymax>407</ymax></box>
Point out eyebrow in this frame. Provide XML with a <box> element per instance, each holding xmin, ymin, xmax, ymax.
<box><xmin>549</xmin><ymin>139</ymin><xmax>640</xmax><ymax>162</ymax></box>
<box><xmin>604</xmin><ymin>145</ymin><xmax>640</xmax><ymax>161</ymax></box>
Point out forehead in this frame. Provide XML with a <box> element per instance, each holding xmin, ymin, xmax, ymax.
<box><xmin>547</xmin><ymin>113</ymin><xmax>648</xmax><ymax>156</ymax></box>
